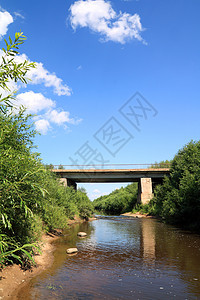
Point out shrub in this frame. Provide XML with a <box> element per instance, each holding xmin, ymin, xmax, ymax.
<box><xmin>42</xmin><ymin>204</ymin><xmax>68</xmax><ymax>231</ymax></box>
<box><xmin>0</xmin><ymin>32</ymin><xmax>94</xmax><ymax>267</ymax></box>
<box><xmin>149</xmin><ymin>140</ymin><xmax>200</xmax><ymax>231</ymax></box>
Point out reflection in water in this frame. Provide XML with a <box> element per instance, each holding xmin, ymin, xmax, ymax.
<box><xmin>17</xmin><ymin>217</ymin><xmax>200</xmax><ymax>299</ymax></box>
<box><xmin>141</xmin><ymin>219</ymin><xmax>156</xmax><ymax>261</ymax></box>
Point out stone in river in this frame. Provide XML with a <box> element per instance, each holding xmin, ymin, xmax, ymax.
<box><xmin>77</xmin><ymin>232</ymin><xmax>87</xmax><ymax>237</ymax></box>
<box><xmin>66</xmin><ymin>248</ymin><xmax>78</xmax><ymax>254</ymax></box>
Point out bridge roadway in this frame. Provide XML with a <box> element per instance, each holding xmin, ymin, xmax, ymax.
<box><xmin>53</xmin><ymin>168</ymin><xmax>170</xmax><ymax>205</ymax></box>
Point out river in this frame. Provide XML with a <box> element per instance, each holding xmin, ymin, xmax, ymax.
<box><xmin>17</xmin><ymin>217</ymin><xmax>200</xmax><ymax>299</ymax></box>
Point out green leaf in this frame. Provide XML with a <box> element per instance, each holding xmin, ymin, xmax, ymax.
<box><xmin>11</xmin><ymin>254</ymin><xmax>23</xmax><ymax>264</ymax></box>
<box><xmin>9</xmin><ymin>36</ymin><xmax>13</xmax><ymax>45</ymax></box>
<box><xmin>4</xmin><ymin>39</ymin><xmax>8</xmax><ymax>47</ymax></box>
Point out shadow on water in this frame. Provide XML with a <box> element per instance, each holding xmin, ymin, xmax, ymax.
<box><xmin>17</xmin><ymin>217</ymin><xmax>200</xmax><ymax>299</ymax></box>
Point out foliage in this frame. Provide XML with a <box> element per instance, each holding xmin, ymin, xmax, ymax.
<box><xmin>0</xmin><ymin>32</ymin><xmax>94</xmax><ymax>267</ymax></box>
<box><xmin>93</xmin><ymin>183</ymin><xmax>138</xmax><ymax>215</ymax></box>
<box><xmin>132</xmin><ymin>203</ymin><xmax>149</xmax><ymax>214</ymax></box>
<box><xmin>0</xmin><ymin>107</ymin><xmax>46</xmax><ymax>242</ymax></box>
<box><xmin>0</xmin><ymin>32</ymin><xmax>35</xmax><ymax>110</ymax></box>
<box><xmin>42</xmin><ymin>204</ymin><xmax>68</xmax><ymax>231</ymax></box>
<box><xmin>40</xmin><ymin>175</ymin><xmax>93</xmax><ymax>227</ymax></box>
<box><xmin>0</xmin><ymin>32</ymin><xmax>42</xmax><ymax>267</ymax></box>
<box><xmin>76</xmin><ymin>190</ymin><xmax>94</xmax><ymax>220</ymax></box>
<box><xmin>150</xmin><ymin>160</ymin><xmax>171</xmax><ymax>168</ymax></box>
<box><xmin>58</xmin><ymin>164</ymin><xmax>64</xmax><ymax>169</ymax></box>
<box><xmin>46</xmin><ymin>164</ymin><xmax>54</xmax><ymax>170</ymax></box>
<box><xmin>148</xmin><ymin>141</ymin><xmax>200</xmax><ymax>231</ymax></box>
<box><xmin>0</xmin><ymin>234</ymin><xmax>39</xmax><ymax>268</ymax></box>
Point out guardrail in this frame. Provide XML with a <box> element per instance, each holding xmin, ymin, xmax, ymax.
<box><xmin>47</xmin><ymin>163</ymin><xmax>171</xmax><ymax>170</ymax></box>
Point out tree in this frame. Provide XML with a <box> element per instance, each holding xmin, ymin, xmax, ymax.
<box><xmin>78</xmin><ymin>187</ymin><xmax>87</xmax><ymax>194</ymax></box>
<box><xmin>93</xmin><ymin>183</ymin><xmax>138</xmax><ymax>215</ymax></box>
<box><xmin>0</xmin><ymin>33</ymin><xmax>43</xmax><ymax>266</ymax></box>
<box><xmin>58</xmin><ymin>164</ymin><xmax>64</xmax><ymax>170</ymax></box>
<box><xmin>150</xmin><ymin>140</ymin><xmax>200</xmax><ymax>231</ymax></box>
<box><xmin>0</xmin><ymin>32</ymin><xmax>35</xmax><ymax>111</ymax></box>
<box><xmin>0</xmin><ymin>32</ymin><xmax>94</xmax><ymax>266</ymax></box>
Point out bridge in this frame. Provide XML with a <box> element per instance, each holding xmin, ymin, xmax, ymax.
<box><xmin>52</xmin><ymin>164</ymin><xmax>170</xmax><ymax>205</ymax></box>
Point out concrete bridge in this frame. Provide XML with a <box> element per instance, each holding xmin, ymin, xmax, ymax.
<box><xmin>52</xmin><ymin>167</ymin><xmax>170</xmax><ymax>205</ymax></box>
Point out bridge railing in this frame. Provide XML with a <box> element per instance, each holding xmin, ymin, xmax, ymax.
<box><xmin>47</xmin><ymin>163</ymin><xmax>171</xmax><ymax>170</ymax></box>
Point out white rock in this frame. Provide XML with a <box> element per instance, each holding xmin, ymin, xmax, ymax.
<box><xmin>77</xmin><ymin>232</ymin><xmax>87</xmax><ymax>237</ymax></box>
<box><xmin>66</xmin><ymin>248</ymin><xmax>78</xmax><ymax>254</ymax></box>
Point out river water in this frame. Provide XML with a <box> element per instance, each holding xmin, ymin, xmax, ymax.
<box><xmin>17</xmin><ymin>217</ymin><xmax>200</xmax><ymax>299</ymax></box>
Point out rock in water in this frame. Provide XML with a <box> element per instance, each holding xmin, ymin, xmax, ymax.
<box><xmin>77</xmin><ymin>232</ymin><xmax>87</xmax><ymax>237</ymax></box>
<box><xmin>66</xmin><ymin>248</ymin><xmax>78</xmax><ymax>254</ymax></box>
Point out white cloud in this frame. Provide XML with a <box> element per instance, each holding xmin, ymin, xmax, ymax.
<box><xmin>0</xmin><ymin>48</ymin><xmax>79</xmax><ymax>134</ymax></box>
<box><xmin>35</xmin><ymin>119</ymin><xmax>51</xmax><ymax>135</ymax></box>
<box><xmin>0</xmin><ymin>19</ymin><xmax>80</xmax><ymax>135</ymax></box>
<box><xmin>0</xmin><ymin>50</ymin><xmax>72</xmax><ymax>97</ymax></box>
<box><xmin>16</xmin><ymin>91</ymin><xmax>55</xmax><ymax>113</ymax></box>
<box><xmin>45</xmin><ymin>109</ymin><xmax>82</xmax><ymax>125</ymax></box>
<box><xmin>69</xmin><ymin>0</ymin><xmax>146</xmax><ymax>44</ymax></box>
<box><xmin>93</xmin><ymin>189</ymin><xmax>101</xmax><ymax>194</ymax></box>
<box><xmin>0</xmin><ymin>9</ymin><xmax>13</xmax><ymax>38</ymax></box>
<box><xmin>15</xmin><ymin>91</ymin><xmax>82</xmax><ymax>134</ymax></box>
<box><xmin>14</xmin><ymin>12</ymin><xmax>25</xmax><ymax>19</ymax></box>
<box><xmin>28</xmin><ymin>62</ymin><xmax>72</xmax><ymax>96</ymax></box>
<box><xmin>47</xmin><ymin>110</ymin><xmax>70</xmax><ymax>125</ymax></box>
<box><xmin>14</xmin><ymin>53</ymin><xmax>72</xmax><ymax>96</ymax></box>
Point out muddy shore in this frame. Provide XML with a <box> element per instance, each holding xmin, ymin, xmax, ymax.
<box><xmin>121</xmin><ymin>211</ymin><xmax>156</xmax><ymax>218</ymax></box>
<box><xmin>0</xmin><ymin>216</ymin><xmax>95</xmax><ymax>299</ymax></box>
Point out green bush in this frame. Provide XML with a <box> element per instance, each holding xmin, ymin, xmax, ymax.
<box><xmin>29</xmin><ymin>215</ymin><xmax>44</xmax><ymax>242</ymax></box>
<box><xmin>42</xmin><ymin>204</ymin><xmax>68</xmax><ymax>231</ymax></box>
<box><xmin>76</xmin><ymin>190</ymin><xmax>94</xmax><ymax>220</ymax></box>
<box><xmin>149</xmin><ymin>140</ymin><xmax>200</xmax><ymax>231</ymax></box>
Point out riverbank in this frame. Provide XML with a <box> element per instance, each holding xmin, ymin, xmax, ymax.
<box><xmin>121</xmin><ymin>211</ymin><xmax>156</xmax><ymax>218</ymax></box>
<box><xmin>0</xmin><ymin>216</ymin><xmax>95</xmax><ymax>299</ymax></box>
<box><xmin>11</xmin><ymin>215</ymin><xmax>200</xmax><ymax>300</ymax></box>
<box><xmin>0</xmin><ymin>233</ymin><xmax>58</xmax><ymax>300</ymax></box>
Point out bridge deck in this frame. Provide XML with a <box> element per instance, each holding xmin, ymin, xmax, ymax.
<box><xmin>52</xmin><ymin>169</ymin><xmax>170</xmax><ymax>183</ymax></box>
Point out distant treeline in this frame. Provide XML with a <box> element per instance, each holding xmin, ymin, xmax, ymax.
<box><xmin>93</xmin><ymin>183</ymin><xmax>138</xmax><ymax>215</ymax></box>
<box><xmin>150</xmin><ymin>160</ymin><xmax>171</xmax><ymax>168</ymax></box>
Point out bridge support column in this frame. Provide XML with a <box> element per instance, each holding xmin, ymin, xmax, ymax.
<box><xmin>137</xmin><ymin>178</ymin><xmax>154</xmax><ymax>205</ymax></box>
<box><xmin>59</xmin><ymin>178</ymin><xmax>67</xmax><ymax>187</ymax></box>
<box><xmin>59</xmin><ymin>178</ymin><xmax>77</xmax><ymax>190</ymax></box>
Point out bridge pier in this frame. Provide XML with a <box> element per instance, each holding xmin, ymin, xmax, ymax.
<box><xmin>137</xmin><ymin>178</ymin><xmax>154</xmax><ymax>205</ymax></box>
<box><xmin>54</xmin><ymin>169</ymin><xmax>170</xmax><ymax>200</ymax></box>
<box><xmin>59</xmin><ymin>178</ymin><xmax>77</xmax><ymax>190</ymax></box>
<box><xmin>59</xmin><ymin>178</ymin><xmax>67</xmax><ymax>187</ymax></box>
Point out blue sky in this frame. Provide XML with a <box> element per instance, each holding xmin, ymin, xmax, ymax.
<box><xmin>0</xmin><ymin>0</ymin><xmax>200</xmax><ymax>199</ymax></box>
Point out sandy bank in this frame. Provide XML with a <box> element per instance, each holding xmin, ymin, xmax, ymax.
<box><xmin>121</xmin><ymin>212</ymin><xmax>156</xmax><ymax>218</ymax></box>
<box><xmin>0</xmin><ymin>233</ymin><xmax>58</xmax><ymax>300</ymax></box>
<box><xmin>0</xmin><ymin>216</ymin><xmax>95</xmax><ymax>299</ymax></box>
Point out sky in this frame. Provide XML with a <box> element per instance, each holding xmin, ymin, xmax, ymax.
<box><xmin>0</xmin><ymin>0</ymin><xmax>200</xmax><ymax>200</ymax></box>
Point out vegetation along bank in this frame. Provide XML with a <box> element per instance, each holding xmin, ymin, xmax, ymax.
<box><xmin>0</xmin><ymin>32</ymin><xmax>94</xmax><ymax>271</ymax></box>
<box><xmin>1</xmin><ymin>31</ymin><xmax>200</xmax><ymax>297</ymax></box>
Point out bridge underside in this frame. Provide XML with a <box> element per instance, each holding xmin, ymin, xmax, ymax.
<box><xmin>53</xmin><ymin>169</ymin><xmax>169</xmax><ymax>205</ymax></box>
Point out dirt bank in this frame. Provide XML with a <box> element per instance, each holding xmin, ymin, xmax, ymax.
<box><xmin>0</xmin><ymin>216</ymin><xmax>96</xmax><ymax>299</ymax></box>
<box><xmin>0</xmin><ymin>233</ymin><xmax>58</xmax><ymax>300</ymax></box>
<box><xmin>121</xmin><ymin>212</ymin><xmax>156</xmax><ymax>218</ymax></box>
